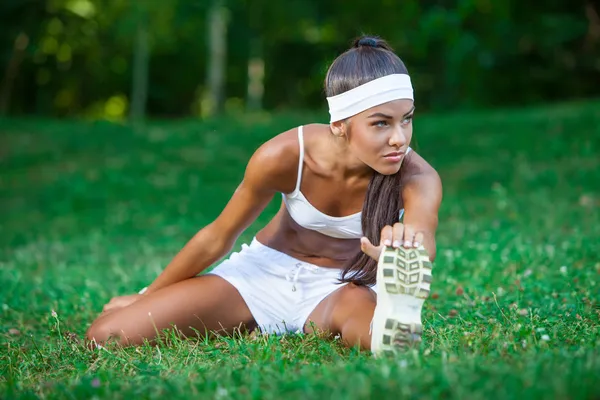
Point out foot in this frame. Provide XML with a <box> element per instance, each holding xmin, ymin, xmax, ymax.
<box><xmin>371</xmin><ymin>245</ymin><xmax>433</xmax><ymax>356</ymax></box>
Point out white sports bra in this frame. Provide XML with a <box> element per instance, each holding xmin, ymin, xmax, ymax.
<box><xmin>281</xmin><ymin>126</ymin><xmax>409</xmax><ymax>239</ymax></box>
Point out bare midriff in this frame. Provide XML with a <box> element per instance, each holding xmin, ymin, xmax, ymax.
<box><xmin>255</xmin><ymin>202</ymin><xmax>361</xmax><ymax>269</ymax></box>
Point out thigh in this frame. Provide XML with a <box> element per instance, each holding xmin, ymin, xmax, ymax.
<box><xmin>303</xmin><ymin>283</ymin><xmax>376</xmax><ymax>336</ymax></box>
<box><xmin>86</xmin><ymin>274</ymin><xmax>256</xmax><ymax>346</ymax></box>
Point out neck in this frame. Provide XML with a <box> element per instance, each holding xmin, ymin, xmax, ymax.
<box><xmin>326</xmin><ymin>128</ymin><xmax>374</xmax><ymax>180</ymax></box>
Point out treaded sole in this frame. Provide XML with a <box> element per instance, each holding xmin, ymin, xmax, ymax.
<box><xmin>373</xmin><ymin>246</ymin><xmax>432</xmax><ymax>356</ymax></box>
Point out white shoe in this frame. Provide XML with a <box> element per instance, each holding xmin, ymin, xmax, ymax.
<box><xmin>371</xmin><ymin>245</ymin><xmax>433</xmax><ymax>356</ymax></box>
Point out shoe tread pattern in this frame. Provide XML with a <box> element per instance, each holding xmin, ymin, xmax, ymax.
<box><xmin>379</xmin><ymin>246</ymin><xmax>432</xmax><ymax>353</ymax></box>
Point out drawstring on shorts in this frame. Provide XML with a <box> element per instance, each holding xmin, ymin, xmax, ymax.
<box><xmin>286</xmin><ymin>263</ymin><xmax>304</xmax><ymax>292</ymax></box>
<box><xmin>285</xmin><ymin>262</ymin><xmax>322</xmax><ymax>292</ymax></box>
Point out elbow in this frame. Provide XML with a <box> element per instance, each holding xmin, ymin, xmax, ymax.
<box><xmin>193</xmin><ymin>223</ymin><xmax>235</xmax><ymax>256</ymax></box>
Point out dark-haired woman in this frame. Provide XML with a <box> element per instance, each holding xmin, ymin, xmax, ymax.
<box><xmin>86</xmin><ymin>36</ymin><xmax>443</xmax><ymax>356</ymax></box>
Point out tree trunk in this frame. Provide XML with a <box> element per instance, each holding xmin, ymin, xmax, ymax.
<box><xmin>129</xmin><ymin>9</ymin><xmax>150</xmax><ymax>124</ymax></box>
<box><xmin>247</xmin><ymin>38</ymin><xmax>264</xmax><ymax>111</ymax></box>
<box><xmin>204</xmin><ymin>0</ymin><xmax>228</xmax><ymax>116</ymax></box>
<box><xmin>584</xmin><ymin>2</ymin><xmax>600</xmax><ymax>50</ymax></box>
<box><xmin>0</xmin><ymin>32</ymin><xmax>29</xmax><ymax>116</ymax></box>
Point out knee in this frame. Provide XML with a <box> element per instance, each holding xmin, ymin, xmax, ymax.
<box><xmin>331</xmin><ymin>285</ymin><xmax>376</xmax><ymax>325</ymax></box>
<box><xmin>85</xmin><ymin>318</ymin><xmax>130</xmax><ymax>348</ymax></box>
<box><xmin>333</xmin><ymin>285</ymin><xmax>376</xmax><ymax>349</ymax></box>
<box><xmin>337</xmin><ymin>284</ymin><xmax>376</xmax><ymax>309</ymax></box>
<box><xmin>85</xmin><ymin>319</ymin><xmax>110</xmax><ymax>346</ymax></box>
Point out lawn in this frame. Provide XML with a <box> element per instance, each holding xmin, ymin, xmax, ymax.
<box><xmin>1</xmin><ymin>101</ymin><xmax>599</xmax><ymax>399</ymax></box>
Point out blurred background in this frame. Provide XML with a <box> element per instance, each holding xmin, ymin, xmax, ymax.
<box><xmin>1</xmin><ymin>0</ymin><xmax>599</xmax><ymax>121</ymax></box>
<box><xmin>1</xmin><ymin>6</ymin><xmax>600</xmax><ymax>395</ymax></box>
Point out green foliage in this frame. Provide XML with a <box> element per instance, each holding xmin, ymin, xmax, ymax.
<box><xmin>1</xmin><ymin>101</ymin><xmax>599</xmax><ymax>398</ymax></box>
<box><xmin>0</xmin><ymin>0</ymin><xmax>598</xmax><ymax>117</ymax></box>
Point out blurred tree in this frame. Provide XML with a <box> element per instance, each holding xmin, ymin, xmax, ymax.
<box><xmin>0</xmin><ymin>0</ymin><xmax>598</xmax><ymax>118</ymax></box>
<box><xmin>0</xmin><ymin>0</ymin><xmax>48</xmax><ymax>115</ymax></box>
<box><xmin>245</xmin><ymin>0</ymin><xmax>264</xmax><ymax>112</ymax></box>
<box><xmin>129</xmin><ymin>2</ymin><xmax>149</xmax><ymax>124</ymax></box>
<box><xmin>0</xmin><ymin>32</ymin><xmax>29</xmax><ymax>116</ymax></box>
<box><xmin>203</xmin><ymin>0</ymin><xmax>229</xmax><ymax>117</ymax></box>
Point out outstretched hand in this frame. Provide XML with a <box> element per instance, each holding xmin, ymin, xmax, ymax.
<box><xmin>360</xmin><ymin>222</ymin><xmax>425</xmax><ymax>261</ymax></box>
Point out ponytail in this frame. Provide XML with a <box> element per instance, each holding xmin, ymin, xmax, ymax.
<box><xmin>324</xmin><ymin>35</ymin><xmax>409</xmax><ymax>286</ymax></box>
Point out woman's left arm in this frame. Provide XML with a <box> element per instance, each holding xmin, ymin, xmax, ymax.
<box><xmin>399</xmin><ymin>151</ymin><xmax>443</xmax><ymax>262</ymax></box>
<box><xmin>358</xmin><ymin>151</ymin><xmax>443</xmax><ymax>264</ymax></box>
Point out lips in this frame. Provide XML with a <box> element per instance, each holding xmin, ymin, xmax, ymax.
<box><xmin>384</xmin><ymin>151</ymin><xmax>405</xmax><ymax>157</ymax></box>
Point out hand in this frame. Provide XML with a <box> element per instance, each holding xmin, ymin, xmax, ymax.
<box><xmin>360</xmin><ymin>222</ymin><xmax>425</xmax><ymax>261</ymax></box>
<box><xmin>101</xmin><ymin>294</ymin><xmax>141</xmax><ymax>314</ymax></box>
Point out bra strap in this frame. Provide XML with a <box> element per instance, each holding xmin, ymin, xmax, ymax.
<box><xmin>291</xmin><ymin>126</ymin><xmax>304</xmax><ymax>195</ymax></box>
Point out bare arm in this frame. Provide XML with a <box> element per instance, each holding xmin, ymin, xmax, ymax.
<box><xmin>399</xmin><ymin>151</ymin><xmax>443</xmax><ymax>261</ymax></box>
<box><xmin>142</xmin><ymin>134</ymin><xmax>298</xmax><ymax>295</ymax></box>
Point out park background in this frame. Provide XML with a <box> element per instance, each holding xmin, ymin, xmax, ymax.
<box><xmin>1</xmin><ymin>0</ymin><xmax>599</xmax><ymax>118</ymax></box>
<box><xmin>1</xmin><ymin>0</ymin><xmax>599</xmax><ymax>399</ymax></box>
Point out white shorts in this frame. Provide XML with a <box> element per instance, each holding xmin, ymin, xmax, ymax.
<box><xmin>208</xmin><ymin>238</ymin><xmax>352</xmax><ymax>334</ymax></box>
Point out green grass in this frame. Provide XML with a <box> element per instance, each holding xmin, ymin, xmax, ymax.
<box><xmin>1</xmin><ymin>100</ymin><xmax>600</xmax><ymax>399</ymax></box>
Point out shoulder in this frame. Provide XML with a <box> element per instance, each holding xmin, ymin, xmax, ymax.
<box><xmin>243</xmin><ymin>125</ymin><xmax>306</xmax><ymax>194</ymax></box>
<box><xmin>403</xmin><ymin>148</ymin><xmax>439</xmax><ymax>176</ymax></box>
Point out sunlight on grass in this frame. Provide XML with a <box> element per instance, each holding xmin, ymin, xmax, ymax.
<box><xmin>1</xmin><ymin>101</ymin><xmax>599</xmax><ymax>399</ymax></box>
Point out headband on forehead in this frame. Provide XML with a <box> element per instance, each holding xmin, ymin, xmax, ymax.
<box><xmin>326</xmin><ymin>74</ymin><xmax>414</xmax><ymax>123</ymax></box>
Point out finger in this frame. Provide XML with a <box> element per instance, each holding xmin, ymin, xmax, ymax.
<box><xmin>392</xmin><ymin>222</ymin><xmax>404</xmax><ymax>248</ymax></box>
<box><xmin>402</xmin><ymin>224</ymin><xmax>416</xmax><ymax>248</ymax></box>
<box><xmin>380</xmin><ymin>225</ymin><xmax>393</xmax><ymax>247</ymax></box>
<box><xmin>99</xmin><ymin>308</ymin><xmax>119</xmax><ymax>319</ymax></box>
<box><xmin>361</xmin><ymin>236</ymin><xmax>383</xmax><ymax>261</ymax></box>
<box><xmin>413</xmin><ymin>231</ymin><xmax>425</xmax><ymax>248</ymax></box>
<box><xmin>104</xmin><ymin>298</ymin><xmax>120</xmax><ymax>310</ymax></box>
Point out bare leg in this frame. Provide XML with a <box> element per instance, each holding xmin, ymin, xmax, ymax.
<box><xmin>86</xmin><ymin>275</ymin><xmax>256</xmax><ymax>346</ymax></box>
<box><xmin>304</xmin><ymin>284</ymin><xmax>376</xmax><ymax>350</ymax></box>
<box><xmin>306</xmin><ymin>246</ymin><xmax>432</xmax><ymax>354</ymax></box>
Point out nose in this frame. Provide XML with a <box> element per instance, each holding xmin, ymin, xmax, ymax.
<box><xmin>388</xmin><ymin>127</ymin><xmax>407</xmax><ymax>148</ymax></box>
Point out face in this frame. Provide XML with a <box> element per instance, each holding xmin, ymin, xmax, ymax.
<box><xmin>332</xmin><ymin>99</ymin><xmax>415</xmax><ymax>175</ymax></box>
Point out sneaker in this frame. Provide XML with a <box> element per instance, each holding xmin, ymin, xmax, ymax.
<box><xmin>371</xmin><ymin>245</ymin><xmax>433</xmax><ymax>356</ymax></box>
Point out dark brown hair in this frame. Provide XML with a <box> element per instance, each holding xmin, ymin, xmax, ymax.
<box><xmin>325</xmin><ymin>35</ymin><xmax>409</xmax><ymax>286</ymax></box>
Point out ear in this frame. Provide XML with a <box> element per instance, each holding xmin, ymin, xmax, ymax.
<box><xmin>330</xmin><ymin>120</ymin><xmax>346</xmax><ymax>137</ymax></box>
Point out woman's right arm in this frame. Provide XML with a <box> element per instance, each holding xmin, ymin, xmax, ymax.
<box><xmin>138</xmin><ymin>132</ymin><xmax>298</xmax><ymax>295</ymax></box>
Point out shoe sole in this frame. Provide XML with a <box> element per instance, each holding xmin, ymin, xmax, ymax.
<box><xmin>371</xmin><ymin>246</ymin><xmax>432</xmax><ymax>356</ymax></box>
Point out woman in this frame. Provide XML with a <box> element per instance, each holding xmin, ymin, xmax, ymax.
<box><xmin>86</xmin><ymin>36</ymin><xmax>442</xmax><ymax>356</ymax></box>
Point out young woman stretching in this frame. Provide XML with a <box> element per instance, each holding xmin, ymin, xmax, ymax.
<box><xmin>86</xmin><ymin>36</ymin><xmax>442</xmax><ymax>356</ymax></box>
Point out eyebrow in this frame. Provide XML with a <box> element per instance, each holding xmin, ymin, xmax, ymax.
<box><xmin>367</xmin><ymin>106</ymin><xmax>416</xmax><ymax>119</ymax></box>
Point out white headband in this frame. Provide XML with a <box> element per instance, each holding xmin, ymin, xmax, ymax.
<box><xmin>326</xmin><ymin>74</ymin><xmax>414</xmax><ymax>123</ymax></box>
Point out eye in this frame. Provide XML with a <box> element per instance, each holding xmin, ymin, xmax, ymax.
<box><xmin>373</xmin><ymin>120</ymin><xmax>389</xmax><ymax>127</ymax></box>
<box><xmin>402</xmin><ymin>115</ymin><xmax>414</xmax><ymax>125</ymax></box>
